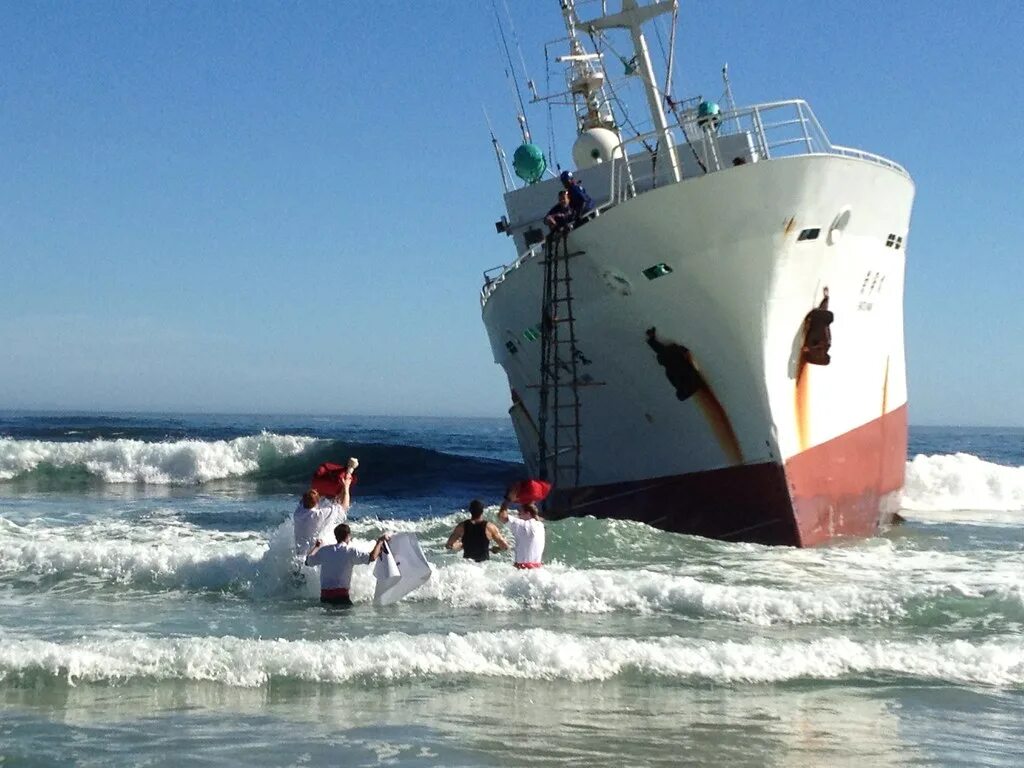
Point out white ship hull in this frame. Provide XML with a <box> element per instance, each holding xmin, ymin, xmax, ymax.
<box><xmin>482</xmin><ymin>155</ymin><xmax>914</xmax><ymax>546</ymax></box>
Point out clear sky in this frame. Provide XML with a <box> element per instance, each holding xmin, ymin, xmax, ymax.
<box><xmin>2</xmin><ymin>1</ymin><xmax>1022</xmax><ymax>426</ymax></box>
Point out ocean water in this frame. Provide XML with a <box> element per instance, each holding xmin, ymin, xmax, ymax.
<box><xmin>0</xmin><ymin>413</ymin><xmax>1021</xmax><ymax>767</ymax></box>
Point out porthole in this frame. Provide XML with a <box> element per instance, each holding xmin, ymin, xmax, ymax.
<box><xmin>828</xmin><ymin>207</ymin><xmax>852</xmax><ymax>246</ymax></box>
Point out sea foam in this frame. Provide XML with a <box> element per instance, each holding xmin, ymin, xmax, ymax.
<box><xmin>0</xmin><ymin>433</ymin><xmax>316</xmax><ymax>484</ymax></box>
<box><xmin>3</xmin><ymin>518</ymin><xmax>1021</xmax><ymax>627</ymax></box>
<box><xmin>1</xmin><ymin>630</ymin><xmax>1021</xmax><ymax>688</ymax></box>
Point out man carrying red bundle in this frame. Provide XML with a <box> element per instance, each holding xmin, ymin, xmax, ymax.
<box><xmin>293</xmin><ymin>457</ymin><xmax>358</xmax><ymax>556</ymax></box>
<box><xmin>497</xmin><ymin>479</ymin><xmax>550</xmax><ymax>569</ymax></box>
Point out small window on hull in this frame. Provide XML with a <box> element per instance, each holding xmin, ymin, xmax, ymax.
<box><xmin>797</xmin><ymin>228</ymin><xmax>820</xmax><ymax>241</ymax></box>
<box><xmin>642</xmin><ymin>263</ymin><xmax>673</xmax><ymax>280</ymax></box>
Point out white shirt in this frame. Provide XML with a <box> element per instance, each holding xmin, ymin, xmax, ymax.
<box><xmin>305</xmin><ymin>541</ymin><xmax>372</xmax><ymax>590</ymax></box>
<box><xmin>506</xmin><ymin>516</ymin><xmax>545</xmax><ymax>564</ymax></box>
<box><xmin>293</xmin><ymin>500</ymin><xmax>347</xmax><ymax>555</ymax></box>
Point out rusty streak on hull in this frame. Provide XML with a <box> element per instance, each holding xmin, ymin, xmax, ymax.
<box><xmin>645</xmin><ymin>327</ymin><xmax>744</xmax><ymax>465</ymax></box>
<box><xmin>795</xmin><ymin>357</ymin><xmax>811</xmax><ymax>451</ymax></box>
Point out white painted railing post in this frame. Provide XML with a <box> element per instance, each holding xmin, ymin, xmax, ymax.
<box><xmin>751</xmin><ymin>106</ymin><xmax>769</xmax><ymax>159</ymax></box>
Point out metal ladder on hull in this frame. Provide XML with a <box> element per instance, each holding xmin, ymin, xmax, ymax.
<box><xmin>536</xmin><ymin>232</ymin><xmax>583</xmax><ymax>491</ymax></box>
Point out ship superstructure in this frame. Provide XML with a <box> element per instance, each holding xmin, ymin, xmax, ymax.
<box><xmin>481</xmin><ymin>0</ymin><xmax>914</xmax><ymax>546</ymax></box>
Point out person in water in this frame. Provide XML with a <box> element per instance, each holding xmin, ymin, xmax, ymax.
<box><xmin>293</xmin><ymin>471</ymin><xmax>352</xmax><ymax>557</ymax></box>
<box><xmin>544</xmin><ymin>189</ymin><xmax>574</xmax><ymax>233</ymax></box>
<box><xmin>559</xmin><ymin>170</ymin><xmax>595</xmax><ymax>225</ymax></box>
<box><xmin>305</xmin><ymin>523</ymin><xmax>389</xmax><ymax>606</ymax></box>
<box><xmin>497</xmin><ymin>491</ymin><xmax>546</xmax><ymax>569</ymax></box>
<box><xmin>445</xmin><ymin>499</ymin><xmax>510</xmax><ymax>562</ymax></box>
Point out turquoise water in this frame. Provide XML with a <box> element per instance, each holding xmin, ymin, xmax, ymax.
<box><xmin>0</xmin><ymin>414</ymin><xmax>1022</xmax><ymax>766</ymax></box>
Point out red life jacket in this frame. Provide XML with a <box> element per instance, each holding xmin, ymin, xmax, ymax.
<box><xmin>311</xmin><ymin>462</ymin><xmax>357</xmax><ymax>498</ymax></box>
<box><xmin>512</xmin><ymin>479</ymin><xmax>552</xmax><ymax>504</ymax></box>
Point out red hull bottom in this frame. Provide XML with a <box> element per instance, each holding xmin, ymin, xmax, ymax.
<box><xmin>546</xmin><ymin>405</ymin><xmax>908</xmax><ymax>547</ymax></box>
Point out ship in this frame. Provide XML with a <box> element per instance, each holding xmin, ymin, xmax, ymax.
<box><xmin>479</xmin><ymin>0</ymin><xmax>914</xmax><ymax>546</ymax></box>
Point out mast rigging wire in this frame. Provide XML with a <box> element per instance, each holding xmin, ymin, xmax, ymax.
<box><xmin>587</xmin><ymin>27</ymin><xmax>654</xmax><ymax>152</ymax></box>
<box><xmin>490</xmin><ymin>0</ymin><xmax>532</xmax><ymax>142</ymax></box>
<box><xmin>651</xmin><ymin>6</ymin><xmax>680</xmax><ymax>104</ymax></box>
<box><xmin>500</xmin><ymin>0</ymin><xmax>535</xmax><ymax>100</ymax></box>
<box><xmin>663</xmin><ymin>4</ymin><xmax>678</xmax><ymax>102</ymax></box>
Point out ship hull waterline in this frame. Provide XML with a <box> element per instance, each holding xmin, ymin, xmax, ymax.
<box><xmin>543</xmin><ymin>403</ymin><xmax>907</xmax><ymax>547</ymax></box>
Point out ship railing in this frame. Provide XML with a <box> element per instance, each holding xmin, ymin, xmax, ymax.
<box><xmin>481</xmin><ymin>244</ymin><xmax>544</xmax><ymax>305</ymax></box>
<box><xmin>609</xmin><ymin>98</ymin><xmax>909</xmax><ymax>204</ymax></box>
<box><xmin>482</xmin><ymin>99</ymin><xmax>908</xmax><ymax>307</ymax></box>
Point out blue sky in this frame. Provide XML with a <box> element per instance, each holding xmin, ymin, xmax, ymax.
<box><xmin>1</xmin><ymin>1</ymin><xmax>1021</xmax><ymax>426</ymax></box>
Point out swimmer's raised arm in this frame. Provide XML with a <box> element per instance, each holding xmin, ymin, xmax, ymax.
<box><xmin>498</xmin><ymin>492</ymin><xmax>513</xmax><ymax>524</ymax></box>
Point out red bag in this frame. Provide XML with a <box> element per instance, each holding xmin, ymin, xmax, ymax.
<box><xmin>510</xmin><ymin>479</ymin><xmax>551</xmax><ymax>504</ymax></box>
<box><xmin>311</xmin><ymin>462</ymin><xmax>357</xmax><ymax>498</ymax></box>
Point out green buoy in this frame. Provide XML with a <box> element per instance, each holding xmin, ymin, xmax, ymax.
<box><xmin>513</xmin><ymin>143</ymin><xmax>546</xmax><ymax>184</ymax></box>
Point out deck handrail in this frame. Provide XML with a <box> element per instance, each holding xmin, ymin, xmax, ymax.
<box><xmin>483</xmin><ymin>99</ymin><xmax>908</xmax><ymax>307</ymax></box>
<box><xmin>609</xmin><ymin>98</ymin><xmax>908</xmax><ymax>204</ymax></box>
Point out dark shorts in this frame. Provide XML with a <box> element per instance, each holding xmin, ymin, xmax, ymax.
<box><xmin>320</xmin><ymin>588</ymin><xmax>353</xmax><ymax>607</ymax></box>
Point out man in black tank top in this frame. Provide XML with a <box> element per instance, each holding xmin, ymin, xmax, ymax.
<box><xmin>445</xmin><ymin>500</ymin><xmax>509</xmax><ymax>562</ymax></box>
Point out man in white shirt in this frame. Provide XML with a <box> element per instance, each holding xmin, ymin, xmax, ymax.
<box><xmin>305</xmin><ymin>523</ymin><xmax>389</xmax><ymax>606</ymax></box>
<box><xmin>497</xmin><ymin>495</ymin><xmax>546</xmax><ymax>569</ymax></box>
<box><xmin>293</xmin><ymin>473</ymin><xmax>352</xmax><ymax>557</ymax></box>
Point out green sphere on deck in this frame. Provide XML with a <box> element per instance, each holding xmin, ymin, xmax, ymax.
<box><xmin>513</xmin><ymin>143</ymin><xmax>546</xmax><ymax>184</ymax></box>
<box><xmin>697</xmin><ymin>100</ymin><xmax>721</xmax><ymax>127</ymax></box>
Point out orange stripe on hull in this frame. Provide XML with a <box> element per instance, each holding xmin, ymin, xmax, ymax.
<box><xmin>785</xmin><ymin>404</ymin><xmax>908</xmax><ymax>546</ymax></box>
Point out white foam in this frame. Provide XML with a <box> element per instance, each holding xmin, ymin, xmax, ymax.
<box><xmin>0</xmin><ymin>433</ymin><xmax>317</xmax><ymax>484</ymax></box>
<box><xmin>415</xmin><ymin>559</ymin><xmax>911</xmax><ymax>624</ymax></box>
<box><xmin>3</xmin><ymin>517</ymin><xmax>1021</xmax><ymax>625</ymax></box>
<box><xmin>902</xmin><ymin>453</ymin><xmax>1024</xmax><ymax>523</ymax></box>
<box><xmin>1</xmin><ymin>629</ymin><xmax>1021</xmax><ymax>687</ymax></box>
<box><xmin>0</xmin><ymin>517</ymin><xmax>265</xmax><ymax>589</ymax></box>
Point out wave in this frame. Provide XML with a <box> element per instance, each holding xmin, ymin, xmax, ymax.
<box><xmin>0</xmin><ymin>433</ymin><xmax>316</xmax><ymax>485</ymax></box>
<box><xmin>0</xmin><ymin>434</ymin><xmax>521</xmax><ymax>491</ymax></box>
<box><xmin>3</xmin><ymin>431</ymin><xmax>1019</xmax><ymax>518</ymax></box>
<box><xmin>1</xmin><ymin>629</ymin><xmax>1021</xmax><ymax>688</ymax></box>
<box><xmin>3</xmin><ymin>518</ymin><xmax>1022</xmax><ymax>628</ymax></box>
<box><xmin>903</xmin><ymin>453</ymin><xmax>1024</xmax><ymax>522</ymax></box>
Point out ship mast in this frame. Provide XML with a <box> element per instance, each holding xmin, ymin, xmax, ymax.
<box><xmin>574</xmin><ymin>0</ymin><xmax>681</xmax><ymax>182</ymax></box>
<box><xmin>558</xmin><ymin>1</ymin><xmax>616</xmax><ymax>132</ymax></box>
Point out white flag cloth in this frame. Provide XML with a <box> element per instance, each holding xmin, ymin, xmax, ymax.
<box><xmin>373</xmin><ymin>533</ymin><xmax>432</xmax><ymax>606</ymax></box>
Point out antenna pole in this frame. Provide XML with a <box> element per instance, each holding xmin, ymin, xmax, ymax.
<box><xmin>722</xmin><ymin>63</ymin><xmax>741</xmax><ymax>132</ymax></box>
<box><xmin>484</xmin><ymin>107</ymin><xmax>512</xmax><ymax>193</ymax></box>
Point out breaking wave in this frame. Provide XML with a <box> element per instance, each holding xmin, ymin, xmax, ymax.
<box><xmin>0</xmin><ymin>434</ymin><xmax>520</xmax><ymax>491</ymax></box>
<box><xmin>903</xmin><ymin>453</ymin><xmax>1024</xmax><ymax>522</ymax></box>
<box><xmin>0</xmin><ymin>433</ymin><xmax>316</xmax><ymax>485</ymax></box>
<box><xmin>2</xmin><ymin>430</ymin><xmax>1018</xmax><ymax>517</ymax></box>
<box><xmin>1</xmin><ymin>630</ymin><xmax>1021</xmax><ymax>688</ymax></box>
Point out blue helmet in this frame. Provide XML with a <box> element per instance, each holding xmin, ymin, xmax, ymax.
<box><xmin>559</xmin><ymin>170</ymin><xmax>574</xmax><ymax>183</ymax></box>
